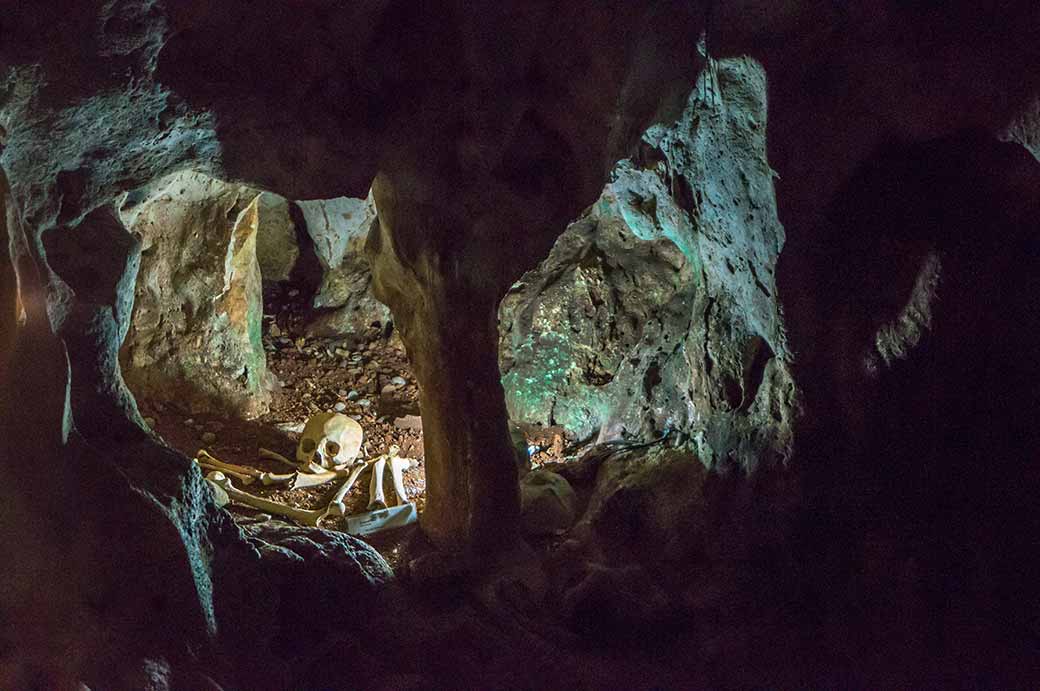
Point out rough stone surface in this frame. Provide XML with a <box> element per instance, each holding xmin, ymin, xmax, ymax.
<box><xmin>296</xmin><ymin>194</ymin><xmax>390</xmax><ymax>340</ymax></box>
<box><xmin>501</xmin><ymin>58</ymin><xmax>797</xmax><ymax>470</ymax></box>
<box><xmin>120</xmin><ymin>171</ymin><xmax>272</xmax><ymax>418</ymax></box>
<box><xmin>519</xmin><ymin>469</ymin><xmax>576</xmax><ymax>536</ymax></box>
<box><xmin>254</xmin><ymin>191</ymin><xmax>299</xmax><ymax>282</ymax></box>
<box><xmin>3</xmin><ymin>2</ymin><xmax>1040</xmax><ymax>686</ymax></box>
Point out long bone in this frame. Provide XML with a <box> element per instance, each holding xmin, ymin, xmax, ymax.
<box><xmin>197</xmin><ymin>449</ymin><xmax>297</xmax><ymax>486</ymax></box>
<box><xmin>370</xmin><ymin>456</ymin><xmax>413</xmax><ymax>508</ymax></box>
<box><xmin>326</xmin><ymin>457</ymin><xmax>376</xmax><ymax>518</ymax></box>
<box><xmin>196</xmin><ymin>450</ymin><xmax>263</xmax><ymax>479</ymax></box>
<box><xmin>368</xmin><ymin>457</ymin><xmax>387</xmax><ymax>510</ymax></box>
<box><xmin>368</xmin><ymin>446</ymin><xmax>411</xmax><ymax>510</ymax></box>
<box><xmin>207</xmin><ymin>471</ymin><xmax>332</xmax><ymax>527</ymax></box>
<box><xmin>194</xmin><ymin>458</ymin><xmax>255</xmax><ymax>485</ymax></box>
<box><xmin>389</xmin><ymin>455</ymin><xmax>412</xmax><ymax>506</ymax></box>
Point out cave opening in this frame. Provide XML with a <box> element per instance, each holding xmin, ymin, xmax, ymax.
<box><xmin>114</xmin><ymin>171</ymin><xmax>596</xmax><ymax>564</ymax></box>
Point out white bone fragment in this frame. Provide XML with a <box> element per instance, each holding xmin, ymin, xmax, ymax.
<box><xmin>205</xmin><ymin>476</ymin><xmax>230</xmax><ymax>508</ymax></box>
<box><xmin>259</xmin><ymin>471</ymin><xmax>297</xmax><ymax>486</ymax></box>
<box><xmin>389</xmin><ymin>456</ymin><xmax>411</xmax><ymax>506</ymax></box>
<box><xmin>207</xmin><ymin>471</ymin><xmax>330</xmax><ymax>527</ymax></box>
<box><xmin>368</xmin><ymin>457</ymin><xmax>387</xmax><ymax>510</ymax></box>
<box><xmin>297</xmin><ymin>412</ymin><xmax>363</xmax><ymax>469</ymax></box>
<box><xmin>326</xmin><ymin>459</ymin><xmax>372</xmax><ymax>518</ymax></box>
<box><xmin>284</xmin><ymin>470</ymin><xmax>341</xmax><ymax>490</ymax></box>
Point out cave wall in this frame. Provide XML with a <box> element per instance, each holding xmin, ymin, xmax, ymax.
<box><xmin>119</xmin><ymin>171</ymin><xmax>273</xmax><ymax>418</ymax></box>
<box><xmin>296</xmin><ymin>193</ymin><xmax>391</xmax><ymax>341</ymax></box>
<box><xmin>1</xmin><ymin>1</ymin><xmax>1040</xmax><ymax>685</ymax></box>
<box><xmin>501</xmin><ymin>58</ymin><xmax>796</xmax><ymax>470</ymax></box>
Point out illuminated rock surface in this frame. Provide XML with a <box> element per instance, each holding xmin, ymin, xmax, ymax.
<box><xmin>296</xmin><ymin>194</ymin><xmax>390</xmax><ymax>341</ymax></box>
<box><xmin>120</xmin><ymin>171</ymin><xmax>273</xmax><ymax>418</ymax></box>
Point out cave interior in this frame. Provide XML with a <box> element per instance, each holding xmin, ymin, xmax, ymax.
<box><xmin>1</xmin><ymin>2</ymin><xmax>1039</xmax><ymax>689</ymax></box>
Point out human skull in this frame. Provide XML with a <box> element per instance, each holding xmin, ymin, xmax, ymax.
<box><xmin>297</xmin><ymin>412</ymin><xmax>363</xmax><ymax>469</ymax></box>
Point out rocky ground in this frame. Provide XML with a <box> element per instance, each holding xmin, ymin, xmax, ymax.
<box><xmin>138</xmin><ymin>283</ymin><xmax>575</xmax><ymax>563</ymax></box>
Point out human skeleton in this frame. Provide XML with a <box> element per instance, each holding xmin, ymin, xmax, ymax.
<box><xmin>194</xmin><ymin>412</ymin><xmax>414</xmax><ymax>530</ymax></box>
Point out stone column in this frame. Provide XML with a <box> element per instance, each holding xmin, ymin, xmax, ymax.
<box><xmin>367</xmin><ymin>176</ymin><xmax>520</xmax><ymax>552</ymax></box>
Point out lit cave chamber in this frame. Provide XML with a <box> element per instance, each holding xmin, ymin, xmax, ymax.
<box><xmin>1</xmin><ymin>3</ymin><xmax>1039</xmax><ymax>689</ymax></box>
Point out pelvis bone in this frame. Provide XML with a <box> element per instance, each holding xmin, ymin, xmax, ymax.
<box><xmin>297</xmin><ymin>412</ymin><xmax>363</xmax><ymax>469</ymax></box>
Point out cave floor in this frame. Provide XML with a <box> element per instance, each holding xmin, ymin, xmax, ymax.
<box><xmin>139</xmin><ymin>285</ymin><xmax>575</xmax><ymax>564</ymax></box>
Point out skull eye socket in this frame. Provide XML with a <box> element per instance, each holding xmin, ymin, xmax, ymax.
<box><xmin>301</xmin><ymin>439</ymin><xmax>317</xmax><ymax>454</ymax></box>
<box><xmin>325</xmin><ymin>441</ymin><xmax>341</xmax><ymax>457</ymax></box>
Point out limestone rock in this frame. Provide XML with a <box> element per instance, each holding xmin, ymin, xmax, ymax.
<box><xmin>296</xmin><ymin>194</ymin><xmax>390</xmax><ymax>340</ymax></box>
<box><xmin>254</xmin><ymin>191</ymin><xmax>299</xmax><ymax>282</ymax></box>
<box><xmin>240</xmin><ymin>521</ymin><xmax>393</xmax><ymax>587</ymax></box>
<box><xmin>520</xmin><ymin>470</ymin><xmax>576</xmax><ymax>536</ymax></box>
<box><xmin>120</xmin><ymin>171</ymin><xmax>272</xmax><ymax>418</ymax></box>
<box><xmin>581</xmin><ymin>447</ymin><xmax>710</xmax><ymax>566</ymax></box>
<box><xmin>499</xmin><ymin>192</ymin><xmax>697</xmax><ymax>443</ymax></box>
<box><xmin>500</xmin><ymin>58</ymin><xmax>797</xmax><ymax>470</ymax></box>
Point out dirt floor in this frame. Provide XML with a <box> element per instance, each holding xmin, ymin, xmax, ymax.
<box><xmin>137</xmin><ymin>284</ymin><xmax>574</xmax><ymax>564</ymax></box>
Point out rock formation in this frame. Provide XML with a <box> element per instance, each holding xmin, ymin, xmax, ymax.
<box><xmin>120</xmin><ymin>171</ymin><xmax>273</xmax><ymax>418</ymax></box>
<box><xmin>1</xmin><ymin>1</ymin><xmax>1039</xmax><ymax>687</ymax></box>
<box><xmin>296</xmin><ymin>194</ymin><xmax>390</xmax><ymax>341</ymax></box>
<box><xmin>502</xmin><ymin>58</ymin><xmax>795</xmax><ymax>471</ymax></box>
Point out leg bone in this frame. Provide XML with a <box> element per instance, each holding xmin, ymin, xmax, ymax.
<box><xmin>389</xmin><ymin>456</ymin><xmax>411</xmax><ymax>506</ymax></box>
<box><xmin>368</xmin><ymin>458</ymin><xmax>387</xmax><ymax>510</ymax></box>
<box><xmin>207</xmin><ymin>471</ymin><xmax>328</xmax><ymax>527</ymax></box>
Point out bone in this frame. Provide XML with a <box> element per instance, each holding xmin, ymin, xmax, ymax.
<box><xmin>258</xmin><ymin>447</ymin><xmax>297</xmax><ymax>468</ymax></box>
<box><xmin>297</xmin><ymin>412</ymin><xmax>364</xmax><ymax>469</ymax></box>
<box><xmin>207</xmin><ymin>472</ymin><xmax>330</xmax><ymax>527</ymax></box>
<box><xmin>195</xmin><ymin>459</ymin><xmax>255</xmax><ymax>485</ymax></box>
<box><xmin>327</xmin><ymin>459</ymin><xmax>372</xmax><ymax>518</ymax></box>
<box><xmin>283</xmin><ymin>469</ymin><xmax>342</xmax><ymax>489</ymax></box>
<box><xmin>259</xmin><ymin>446</ymin><xmax>325</xmax><ymax>474</ymax></box>
<box><xmin>389</xmin><ymin>456</ymin><xmax>411</xmax><ymax>506</ymax></box>
<box><xmin>258</xmin><ymin>471</ymin><xmax>297</xmax><ymax>486</ymax></box>
<box><xmin>196</xmin><ymin>450</ymin><xmax>264</xmax><ymax>480</ymax></box>
<box><xmin>368</xmin><ymin>457</ymin><xmax>387</xmax><ymax>510</ymax></box>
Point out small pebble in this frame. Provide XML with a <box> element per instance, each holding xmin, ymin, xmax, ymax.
<box><xmin>347</xmin><ymin>390</ymin><xmax>360</xmax><ymax>401</ymax></box>
<box><xmin>381</xmin><ymin>383</ymin><xmax>398</xmax><ymax>395</ymax></box>
<box><xmin>358</xmin><ymin>399</ymin><xmax>372</xmax><ymax>408</ymax></box>
<box><xmin>270</xmin><ymin>324</ymin><xmax>282</xmax><ymax>338</ymax></box>
<box><xmin>391</xmin><ymin>375</ymin><xmax>407</xmax><ymax>387</ymax></box>
<box><xmin>288</xmin><ymin>288</ymin><xmax>300</xmax><ymax>297</ymax></box>
<box><xmin>201</xmin><ymin>431</ymin><xmax>217</xmax><ymax>444</ymax></box>
<box><xmin>334</xmin><ymin>402</ymin><xmax>348</xmax><ymax>412</ymax></box>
